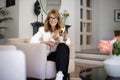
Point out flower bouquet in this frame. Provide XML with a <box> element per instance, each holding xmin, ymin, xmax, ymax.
<box><xmin>61</xmin><ymin>10</ymin><xmax>69</xmax><ymax>24</ymax></box>
<box><xmin>98</xmin><ymin>36</ymin><xmax>120</xmax><ymax>77</ymax></box>
<box><xmin>98</xmin><ymin>36</ymin><xmax>120</xmax><ymax>56</ymax></box>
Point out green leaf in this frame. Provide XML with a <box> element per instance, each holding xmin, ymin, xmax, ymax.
<box><xmin>112</xmin><ymin>40</ymin><xmax>120</xmax><ymax>56</ymax></box>
<box><xmin>0</xmin><ymin>27</ymin><xmax>7</xmax><ymax>30</ymax></box>
<box><xmin>0</xmin><ymin>7</ymin><xmax>9</xmax><ymax>16</ymax></box>
<box><xmin>0</xmin><ymin>18</ymin><xmax>13</xmax><ymax>23</ymax></box>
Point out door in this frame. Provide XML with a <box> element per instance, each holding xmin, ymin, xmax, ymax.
<box><xmin>80</xmin><ymin>0</ymin><xmax>93</xmax><ymax>50</ymax></box>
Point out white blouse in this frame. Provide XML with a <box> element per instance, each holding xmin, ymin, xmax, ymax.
<box><xmin>30</xmin><ymin>27</ymin><xmax>71</xmax><ymax>45</ymax></box>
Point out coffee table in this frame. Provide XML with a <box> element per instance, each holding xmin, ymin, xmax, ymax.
<box><xmin>80</xmin><ymin>66</ymin><xmax>120</xmax><ymax>80</ymax></box>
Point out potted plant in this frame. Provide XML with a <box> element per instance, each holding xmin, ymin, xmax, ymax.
<box><xmin>61</xmin><ymin>10</ymin><xmax>69</xmax><ymax>24</ymax></box>
<box><xmin>0</xmin><ymin>7</ymin><xmax>13</xmax><ymax>44</ymax></box>
<box><xmin>61</xmin><ymin>10</ymin><xmax>71</xmax><ymax>33</ymax></box>
<box><xmin>98</xmin><ymin>36</ymin><xmax>120</xmax><ymax>77</ymax></box>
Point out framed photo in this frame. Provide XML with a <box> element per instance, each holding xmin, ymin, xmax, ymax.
<box><xmin>114</xmin><ymin>9</ymin><xmax>120</xmax><ymax>22</ymax></box>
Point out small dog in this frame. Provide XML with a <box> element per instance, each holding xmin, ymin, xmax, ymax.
<box><xmin>50</xmin><ymin>28</ymin><xmax>67</xmax><ymax>43</ymax></box>
<box><xmin>49</xmin><ymin>28</ymin><xmax>68</xmax><ymax>51</ymax></box>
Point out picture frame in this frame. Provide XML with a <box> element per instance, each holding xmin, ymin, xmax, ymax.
<box><xmin>114</xmin><ymin>9</ymin><xmax>120</xmax><ymax>22</ymax></box>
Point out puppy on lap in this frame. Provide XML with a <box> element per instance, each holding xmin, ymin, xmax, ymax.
<box><xmin>49</xmin><ymin>28</ymin><xmax>68</xmax><ymax>51</ymax></box>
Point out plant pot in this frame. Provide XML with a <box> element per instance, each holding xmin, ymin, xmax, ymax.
<box><xmin>103</xmin><ymin>55</ymin><xmax>120</xmax><ymax>77</ymax></box>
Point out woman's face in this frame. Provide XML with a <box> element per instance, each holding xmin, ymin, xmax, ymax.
<box><xmin>49</xmin><ymin>14</ymin><xmax>58</xmax><ymax>29</ymax></box>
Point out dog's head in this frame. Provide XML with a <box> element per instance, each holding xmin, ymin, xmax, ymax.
<box><xmin>50</xmin><ymin>28</ymin><xmax>67</xmax><ymax>42</ymax></box>
<box><xmin>59</xmin><ymin>28</ymin><xmax>66</xmax><ymax>36</ymax></box>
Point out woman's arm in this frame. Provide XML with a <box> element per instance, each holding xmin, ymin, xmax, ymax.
<box><xmin>30</xmin><ymin>27</ymin><xmax>57</xmax><ymax>47</ymax></box>
<box><xmin>40</xmin><ymin>41</ymin><xmax>56</xmax><ymax>47</ymax></box>
<box><xmin>30</xmin><ymin>27</ymin><xmax>43</xmax><ymax>43</ymax></box>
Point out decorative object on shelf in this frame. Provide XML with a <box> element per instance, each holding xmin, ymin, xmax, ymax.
<box><xmin>0</xmin><ymin>7</ymin><xmax>13</xmax><ymax>40</ymax></box>
<box><xmin>114</xmin><ymin>9</ymin><xmax>120</xmax><ymax>22</ymax></box>
<box><xmin>31</xmin><ymin>22</ymin><xmax>44</xmax><ymax>35</ymax></box>
<box><xmin>34</xmin><ymin>0</ymin><xmax>41</xmax><ymax>16</ymax></box>
<box><xmin>31</xmin><ymin>0</ymin><xmax>44</xmax><ymax>35</ymax></box>
<box><xmin>6</xmin><ymin>0</ymin><xmax>15</xmax><ymax>7</ymax></box>
<box><xmin>98</xmin><ymin>36</ymin><xmax>120</xmax><ymax>77</ymax></box>
<box><xmin>61</xmin><ymin>10</ymin><xmax>69</xmax><ymax>24</ymax></box>
<box><xmin>65</xmin><ymin>25</ymin><xmax>71</xmax><ymax>33</ymax></box>
<box><xmin>32</xmin><ymin>0</ymin><xmax>50</xmax><ymax>35</ymax></box>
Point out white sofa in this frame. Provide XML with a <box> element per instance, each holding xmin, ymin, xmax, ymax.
<box><xmin>0</xmin><ymin>45</ymin><xmax>26</xmax><ymax>80</ymax></box>
<box><xmin>6</xmin><ymin>38</ymin><xmax>75</xmax><ymax>79</ymax></box>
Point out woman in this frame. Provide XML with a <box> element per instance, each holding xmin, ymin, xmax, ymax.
<box><xmin>30</xmin><ymin>9</ymin><xmax>71</xmax><ymax>80</ymax></box>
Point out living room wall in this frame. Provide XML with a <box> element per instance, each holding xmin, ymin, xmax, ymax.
<box><xmin>0</xmin><ymin>0</ymin><xmax>75</xmax><ymax>46</ymax></box>
<box><xmin>1</xmin><ymin>0</ymin><xmax>120</xmax><ymax>50</ymax></box>
<box><xmin>74</xmin><ymin>0</ymin><xmax>120</xmax><ymax>51</ymax></box>
<box><xmin>0</xmin><ymin>0</ymin><xmax>19</xmax><ymax>38</ymax></box>
<box><xmin>99</xmin><ymin>0</ymin><xmax>120</xmax><ymax>40</ymax></box>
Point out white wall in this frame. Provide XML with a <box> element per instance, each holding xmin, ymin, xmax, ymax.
<box><xmin>92</xmin><ymin>0</ymin><xmax>100</xmax><ymax>48</ymax></box>
<box><xmin>99</xmin><ymin>0</ymin><xmax>120</xmax><ymax>40</ymax></box>
<box><xmin>59</xmin><ymin>0</ymin><xmax>75</xmax><ymax>46</ymax></box>
<box><xmin>6</xmin><ymin>0</ymin><xmax>75</xmax><ymax>45</ymax></box>
<box><xmin>74</xmin><ymin>0</ymin><xmax>120</xmax><ymax>51</ymax></box>
<box><xmin>0</xmin><ymin>0</ymin><xmax>75</xmax><ymax>45</ymax></box>
<box><xmin>74</xmin><ymin>0</ymin><xmax>80</xmax><ymax>51</ymax></box>
<box><xmin>0</xmin><ymin>0</ymin><xmax>47</xmax><ymax>38</ymax></box>
<box><xmin>92</xmin><ymin>0</ymin><xmax>120</xmax><ymax>48</ymax></box>
<box><xmin>19</xmin><ymin>0</ymin><xmax>35</xmax><ymax>38</ymax></box>
<box><xmin>0</xmin><ymin>0</ymin><xmax>19</xmax><ymax>38</ymax></box>
<box><xmin>18</xmin><ymin>0</ymin><xmax>75</xmax><ymax>44</ymax></box>
<box><xmin>1</xmin><ymin>0</ymin><xmax>120</xmax><ymax>50</ymax></box>
<box><xmin>7</xmin><ymin>0</ymin><xmax>19</xmax><ymax>38</ymax></box>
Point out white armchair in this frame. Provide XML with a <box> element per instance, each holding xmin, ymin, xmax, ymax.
<box><xmin>6</xmin><ymin>38</ymin><xmax>75</xmax><ymax>79</ymax></box>
<box><xmin>0</xmin><ymin>45</ymin><xmax>26</xmax><ymax>80</ymax></box>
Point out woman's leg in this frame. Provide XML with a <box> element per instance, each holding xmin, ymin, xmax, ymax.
<box><xmin>47</xmin><ymin>43</ymin><xmax>70</xmax><ymax>80</ymax></box>
<box><xmin>55</xmin><ymin>43</ymin><xmax>70</xmax><ymax>80</ymax></box>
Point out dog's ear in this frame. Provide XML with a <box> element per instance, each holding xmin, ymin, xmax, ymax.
<box><xmin>59</xmin><ymin>28</ymin><xmax>65</xmax><ymax>34</ymax></box>
<box><xmin>59</xmin><ymin>29</ymin><xmax>63</xmax><ymax>34</ymax></box>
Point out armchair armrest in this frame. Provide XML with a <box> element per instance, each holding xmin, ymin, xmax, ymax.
<box><xmin>0</xmin><ymin>46</ymin><xmax>26</xmax><ymax>80</ymax></box>
<box><xmin>7</xmin><ymin>42</ymin><xmax>49</xmax><ymax>79</ymax></box>
<box><xmin>69</xmin><ymin>44</ymin><xmax>75</xmax><ymax>60</ymax></box>
<box><xmin>68</xmin><ymin>44</ymin><xmax>75</xmax><ymax>73</ymax></box>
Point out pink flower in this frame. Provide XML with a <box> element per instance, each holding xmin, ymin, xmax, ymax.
<box><xmin>98</xmin><ymin>40</ymin><xmax>113</xmax><ymax>53</ymax></box>
<box><xmin>61</xmin><ymin>10</ymin><xmax>69</xmax><ymax>23</ymax></box>
<box><xmin>64</xmin><ymin>10</ymin><xmax>69</xmax><ymax>15</ymax></box>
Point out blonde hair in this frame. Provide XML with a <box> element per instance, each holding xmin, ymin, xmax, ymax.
<box><xmin>44</xmin><ymin>9</ymin><xmax>65</xmax><ymax>32</ymax></box>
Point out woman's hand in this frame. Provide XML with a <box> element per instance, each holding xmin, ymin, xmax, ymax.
<box><xmin>41</xmin><ymin>41</ymin><xmax>56</xmax><ymax>47</ymax></box>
